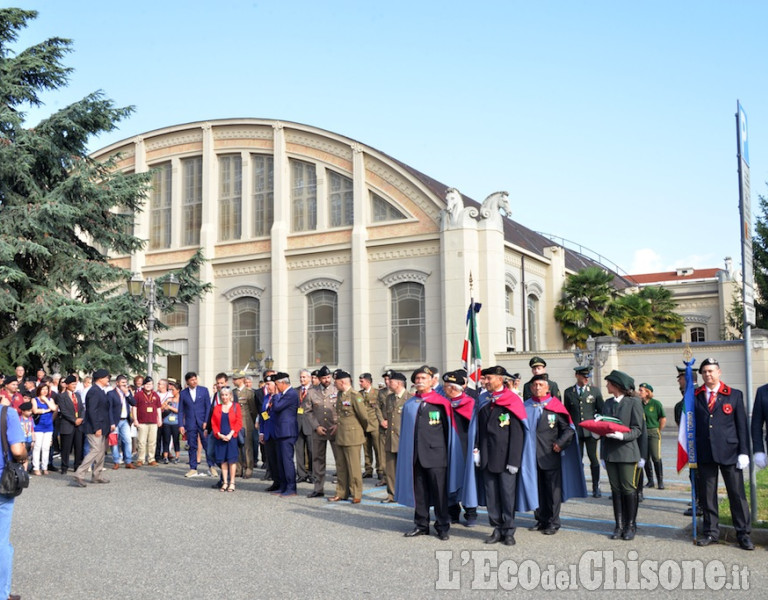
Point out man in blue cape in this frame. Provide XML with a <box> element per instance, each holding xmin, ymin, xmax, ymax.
<box><xmin>525</xmin><ymin>374</ymin><xmax>587</xmax><ymax>535</ymax></box>
<box><xmin>395</xmin><ymin>366</ymin><xmax>463</xmax><ymax>541</ymax></box>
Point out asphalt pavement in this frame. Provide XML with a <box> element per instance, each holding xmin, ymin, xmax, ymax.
<box><xmin>11</xmin><ymin>433</ymin><xmax>766</xmax><ymax>599</ymax></box>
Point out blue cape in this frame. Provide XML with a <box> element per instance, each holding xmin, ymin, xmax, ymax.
<box><xmin>394</xmin><ymin>392</ymin><xmax>464</xmax><ymax>508</ymax></box>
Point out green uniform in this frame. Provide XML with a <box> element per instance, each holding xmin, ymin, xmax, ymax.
<box><xmin>334</xmin><ymin>388</ymin><xmax>368</xmax><ymax>501</ymax></box>
<box><xmin>642</xmin><ymin>397</ymin><xmax>666</xmax><ymax>488</ymax></box>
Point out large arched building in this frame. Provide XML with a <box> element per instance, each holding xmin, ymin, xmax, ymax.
<box><xmin>94</xmin><ymin>119</ymin><xmax>605</xmax><ymax>383</ymax></box>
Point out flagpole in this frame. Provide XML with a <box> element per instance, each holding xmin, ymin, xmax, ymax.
<box><xmin>469</xmin><ymin>271</ymin><xmax>475</xmax><ymax>390</ymax></box>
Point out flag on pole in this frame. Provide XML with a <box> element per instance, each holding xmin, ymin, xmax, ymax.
<box><xmin>676</xmin><ymin>359</ymin><xmax>697</xmax><ymax>472</ymax></box>
<box><xmin>462</xmin><ymin>300</ymin><xmax>482</xmax><ymax>387</ymax></box>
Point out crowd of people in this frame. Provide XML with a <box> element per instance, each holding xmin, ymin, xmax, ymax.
<box><xmin>0</xmin><ymin>354</ymin><xmax>764</xmax><ymax>553</ymax></box>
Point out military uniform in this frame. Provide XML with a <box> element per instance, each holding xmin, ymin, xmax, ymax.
<box><xmin>360</xmin><ymin>386</ymin><xmax>383</xmax><ymax>479</ymax></box>
<box><xmin>233</xmin><ymin>385</ymin><xmax>257</xmax><ymax>477</ymax></box>
<box><xmin>563</xmin><ymin>380</ymin><xmax>603</xmax><ymax>496</ymax></box>
<box><xmin>641</xmin><ymin>393</ymin><xmax>666</xmax><ymax>489</ymax></box>
<box><xmin>294</xmin><ymin>384</ymin><xmax>313</xmax><ymax>482</ymax></box>
<box><xmin>381</xmin><ymin>385</ymin><xmax>410</xmax><ymax>501</ymax></box>
<box><xmin>332</xmin><ymin>387</ymin><xmax>368</xmax><ymax>501</ymax></box>
<box><xmin>304</xmin><ymin>381</ymin><xmax>339</xmax><ymax>495</ymax></box>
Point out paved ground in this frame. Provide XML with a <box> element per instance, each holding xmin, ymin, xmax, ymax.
<box><xmin>10</xmin><ymin>434</ymin><xmax>766</xmax><ymax>599</ymax></box>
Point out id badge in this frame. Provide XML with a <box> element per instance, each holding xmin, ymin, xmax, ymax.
<box><xmin>261</xmin><ymin>411</ymin><xmax>270</xmax><ymax>420</ymax></box>
<box><xmin>297</xmin><ymin>407</ymin><xmax>304</xmax><ymax>415</ymax></box>
<box><xmin>147</xmin><ymin>407</ymin><xmax>153</xmax><ymax>413</ymax></box>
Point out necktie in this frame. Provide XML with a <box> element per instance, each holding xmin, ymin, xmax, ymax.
<box><xmin>71</xmin><ymin>392</ymin><xmax>78</xmax><ymax>418</ymax></box>
<box><xmin>708</xmin><ymin>390</ymin><xmax>717</xmax><ymax>412</ymax></box>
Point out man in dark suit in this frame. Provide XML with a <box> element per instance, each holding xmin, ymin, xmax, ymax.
<box><xmin>107</xmin><ymin>374</ymin><xmax>136</xmax><ymax>470</ymax></box>
<box><xmin>254</xmin><ymin>370</ymin><xmax>274</xmax><ymax>478</ymax></box>
<box><xmin>563</xmin><ymin>366</ymin><xmax>604</xmax><ymax>497</ymax></box>
<box><xmin>232</xmin><ymin>370</ymin><xmax>257</xmax><ymax>478</ymax></box>
<box><xmin>751</xmin><ymin>381</ymin><xmax>768</xmax><ymax>472</ymax></box>
<box><xmin>294</xmin><ymin>369</ymin><xmax>313</xmax><ymax>483</ymax></box>
<box><xmin>259</xmin><ymin>375</ymin><xmax>280</xmax><ymax>492</ymax></box>
<box><xmin>522</xmin><ymin>357</ymin><xmax>560</xmax><ymax>400</ymax></box>
<box><xmin>269</xmin><ymin>373</ymin><xmax>300</xmax><ymax>497</ymax></box>
<box><xmin>694</xmin><ymin>358</ymin><xmax>753</xmax><ymax>550</ymax></box>
<box><xmin>177</xmin><ymin>371</ymin><xmax>212</xmax><ymax>478</ymax></box>
<box><xmin>57</xmin><ymin>375</ymin><xmax>84</xmax><ymax>475</ymax></box>
<box><xmin>71</xmin><ymin>369</ymin><xmax>114</xmax><ymax>487</ymax></box>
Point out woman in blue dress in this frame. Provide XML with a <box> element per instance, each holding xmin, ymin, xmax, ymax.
<box><xmin>211</xmin><ymin>387</ymin><xmax>242</xmax><ymax>492</ymax></box>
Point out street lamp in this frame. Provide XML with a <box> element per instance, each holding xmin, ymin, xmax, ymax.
<box><xmin>573</xmin><ymin>335</ymin><xmax>609</xmax><ymax>379</ymax></box>
<box><xmin>128</xmin><ymin>272</ymin><xmax>180</xmax><ymax>378</ymax></box>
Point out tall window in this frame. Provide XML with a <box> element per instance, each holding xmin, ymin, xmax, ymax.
<box><xmin>252</xmin><ymin>155</ymin><xmax>274</xmax><ymax>237</ymax></box>
<box><xmin>182</xmin><ymin>157</ymin><xmax>202</xmax><ymax>246</ymax></box>
<box><xmin>328</xmin><ymin>170</ymin><xmax>353</xmax><ymax>227</ymax></box>
<box><xmin>232</xmin><ymin>297</ymin><xmax>260</xmax><ymax>369</ymax></box>
<box><xmin>149</xmin><ymin>162</ymin><xmax>172</xmax><ymax>249</ymax></box>
<box><xmin>291</xmin><ymin>159</ymin><xmax>317</xmax><ymax>232</ymax></box>
<box><xmin>371</xmin><ymin>192</ymin><xmax>406</xmax><ymax>222</ymax></box>
<box><xmin>391</xmin><ymin>282</ymin><xmax>426</xmax><ymax>363</ymax></box>
<box><xmin>505</xmin><ymin>285</ymin><xmax>514</xmax><ymax>314</ymax></box>
<box><xmin>164</xmin><ymin>304</ymin><xmax>189</xmax><ymax>328</ymax></box>
<box><xmin>219</xmin><ymin>155</ymin><xmax>242</xmax><ymax>241</ymax></box>
<box><xmin>307</xmin><ymin>290</ymin><xmax>337</xmax><ymax>365</ymax></box>
<box><xmin>690</xmin><ymin>326</ymin><xmax>706</xmax><ymax>343</ymax></box>
<box><xmin>527</xmin><ymin>294</ymin><xmax>539</xmax><ymax>351</ymax></box>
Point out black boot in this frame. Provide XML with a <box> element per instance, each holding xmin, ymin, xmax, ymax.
<box><xmin>621</xmin><ymin>493</ymin><xmax>638</xmax><ymax>540</ymax></box>
<box><xmin>637</xmin><ymin>471</ymin><xmax>644</xmax><ymax>502</ymax></box>
<box><xmin>591</xmin><ymin>465</ymin><xmax>601</xmax><ymax>498</ymax></box>
<box><xmin>644</xmin><ymin>461</ymin><xmax>654</xmax><ymax>488</ymax></box>
<box><xmin>654</xmin><ymin>460</ymin><xmax>664</xmax><ymax>489</ymax></box>
<box><xmin>610</xmin><ymin>493</ymin><xmax>623</xmax><ymax>539</ymax></box>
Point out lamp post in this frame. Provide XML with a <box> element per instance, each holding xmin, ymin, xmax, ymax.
<box><xmin>128</xmin><ymin>273</ymin><xmax>180</xmax><ymax>379</ymax></box>
<box><xmin>573</xmin><ymin>335</ymin><xmax>609</xmax><ymax>381</ymax></box>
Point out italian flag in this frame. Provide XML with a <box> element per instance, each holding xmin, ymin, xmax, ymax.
<box><xmin>462</xmin><ymin>300</ymin><xmax>482</xmax><ymax>387</ymax></box>
<box><xmin>676</xmin><ymin>360</ymin><xmax>697</xmax><ymax>472</ymax></box>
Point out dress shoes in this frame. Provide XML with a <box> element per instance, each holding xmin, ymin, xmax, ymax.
<box><xmin>112</xmin><ymin>464</ymin><xmax>120</xmax><ymax>470</ymax></box>
<box><xmin>464</xmin><ymin>516</ymin><xmax>478</xmax><ymax>528</ymax></box>
<box><xmin>8</xmin><ymin>593</ymin><xmax>20</xmax><ymax>599</ymax></box>
<box><xmin>528</xmin><ymin>523</ymin><xmax>544</xmax><ymax>531</ymax></box>
<box><xmin>375</xmin><ymin>479</ymin><xmax>386</xmax><ymax>487</ymax></box>
<box><xmin>380</xmin><ymin>498</ymin><xmax>396</xmax><ymax>504</ymax></box>
<box><xmin>437</xmin><ymin>531</ymin><xmax>449</xmax><ymax>541</ymax></box>
<box><xmin>148</xmin><ymin>461</ymin><xmax>158</xmax><ymax>467</ymax></box>
<box><xmin>125</xmin><ymin>463</ymin><xmax>137</xmax><ymax>469</ymax></box>
<box><xmin>404</xmin><ymin>527</ymin><xmax>429</xmax><ymax>537</ymax></box>
<box><xmin>307</xmin><ymin>491</ymin><xmax>324</xmax><ymax>498</ymax></box>
<box><xmin>264</xmin><ymin>484</ymin><xmax>280</xmax><ymax>492</ymax></box>
<box><xmin>503</xmin><ymin>535</ymin><xmax>516</xmax><ymax>546</ymax></box>
<box><xmin>327</xmin><ymin>496</ymin><xmax>345</xmax><ymax>502</ymax></box>
<box><xmin>542</xmin><ymin>527</ymin><xmax>558</xmax><ymax>535</ymax></box>
<box><xmin>696</xmin><ymin>535</ymin><xmax>717</xmax><ymax>547</ymax></box>
<box><xmin>350</xmin><ymin>498</ymin><xmax>361</xmax><ymax>504</ymax></box>
<box><xmin>362</xmin><ymin>472</ymin><xmax>373</xmax><ymax>479</ymax></box>
<box><xmin>684</xmin><ymin>506</ymin><xmax>703</xmax><ymax>517</ymax></box>
<box><xmin>279</xmin><ymin>493</ymin><xmax>298</xmax><ymax>498</ymax></box>
<box><xmin>69</xmin><ymin>477</ymin><xmax>87</xmax><ymax>488</ymax></box>
<box><xmin>91</xmin><ymin>477</ymin><xmax>110</xmax><ymax>484</ymax></box>
<box><xmin>484</xmin><ymin>530</ymin><xmax>502</xmax><ymax>544</ymax></box>
<box><xmin>737</xmin><ymin>535</ymin><xmax>755</xmax><ymax>551</ymax></box>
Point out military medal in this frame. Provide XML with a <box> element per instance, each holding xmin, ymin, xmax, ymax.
<box><xmin>548</xmin><ymin>413</ymin><xmax>556</xmax><ymax>428</ymax></box>
<box><xmin>429</xmin><ymin>410</ymin><xmax>440</xmax><ymax>425</ymax></box>
<box><xmin>499</xmin><ymin>413</ymin><xmax>510</xmax><ymax>428</ymax></box>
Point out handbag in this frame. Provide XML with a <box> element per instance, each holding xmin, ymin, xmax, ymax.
<box><xmin>108</xmin><ymin>431</ymin><xmax>118</xmax><ymax>446</ymax></box>
<box><xmin>0</xmin><ymin>406</ymin><xmax>30</xmax><ymax>498</ymax></box>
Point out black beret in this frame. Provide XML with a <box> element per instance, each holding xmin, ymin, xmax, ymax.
<box><xmin>272</xmin><ymin>372</ymin><xmax>290</xmax><ymax>381</ymax></box>
<box><xmin>529</xmin><ymin>356</ymin><xmax>546</xmax><ymax>368</ymax></box>
<box><xmin>410</xmin><ymin>366</ymin><xmax>433</xmax><ymax>383</ymax></box>
<box><xmin>333</xmin><ymin>369</ymin><xmax>351</xmax><ymax>380</ymax></box>
<box><xmin>19</xmin><ymin>401</ymin><xmax>33</xmax><ymax>412</ymax></box>
<box><xmin>92</xmin><ymin>368</ymin><xmax>110</xmax><ymax>381</ymax></box>
<box><xmin>443</xmin><ymin>371</ymin><xmax>466</xmax><ymax>386</ymax></box>
<box><xmin>311</xmin><ymin>370</ymin><xmax>319</xmax><ymax>377</ymax></box>
<box><xmin>510</xmin><ymin>372</ymin><xmax>521</xmax><ymax>380</ymax></box>
<box><xmin>676</xmin><ymin>366</ymin><xmax>686</xmax><ymax>375</ymax></box>
<box><xmin>382</xmin><ymin>369</ymin><xmax>394</xmax><ymax>378</ymax></box>
<box><xmin>604</xmin><ymin>370</ymin><xmax>634</xmax><ymax>392</ymax></box>
<box><xmin>481</xmin><ymin>365</ymin><xmax>511</xmax><ymax>378</ymax></box>
<box><xmin>698</xmin><ymin>358</ymin><xmax>719</xmax><ymax>373</ymax></box>
<box><xmin>428</xmin><ymin>366</ymin><xmax>440</xmax><ymax>376</ymax></box>
<box><xmin>390</xmin><ymin>372</ymin><xmax>407</xmax><ymax>382</ymax></box>
<box><xmin>358</xmin><ymin>372</ymin><xmax>372</xmax><ymax>381</ymax></box>
<box><xmin>530</xmin><ymin>373</ymin><xmax>548</xmax><ymax>383</ymax></box>
<box><xmin>63</xmin><ymin>375</ymin><xmax>77</xmax><ymax>385</ymax></box>
<box><xmin>317</xmin><ymin>366</ymin><xmax>332</xmax><ymax>377</ymax></box>
<box><xmin>264</xmin><ymin>373</ymin><xmax>278</xmax><ymax>383</ymax></box>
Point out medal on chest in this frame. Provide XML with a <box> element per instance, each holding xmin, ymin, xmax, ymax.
<box><xmin>498</xmin><ymin>413</ymin><xmax>510</xmax><ymax>428</ymax></box>
<box><xmin>547</xmin><ymin>413</ymin><xmax>556</xmax><ymax>428</ymax></box>
<box><xmin>428</xmin><ymin>410</ymin><xmax>441</xmax><ymax>425</ymax></box>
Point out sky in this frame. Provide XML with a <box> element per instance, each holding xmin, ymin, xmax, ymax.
<box><xmin>8</xmin><ymin>1</ymin><xmax>768</xmax><ymax>276</ymax></box>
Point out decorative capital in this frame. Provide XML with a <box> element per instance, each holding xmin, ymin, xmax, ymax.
<box><xmin>297</xmin><ymin>277</ymin><xmax>342</xmax><ymax>294</ymax></box>
<box><xmin>351</xmin><ymin>142</ymin><xmax>363</xmax><ymax>154</ymax></box>
<box><xmin>222</xmin><ymin>285</ymin><xmax>264</xmax><ymax>301</ymax></box>
<box><xmin>273</xmin><ymin>121</ymin><xmax>284</xmax><ymax>131</ymax></box>
<box><xmin>380</xmin><ymin>269</ymin><xmax>431</xmax><ymax>288</ymax></box>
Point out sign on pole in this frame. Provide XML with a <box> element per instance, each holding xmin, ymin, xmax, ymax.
<box><xmin>737</xmin><ymin>101</ymin><xmax>755</xmax><ymax>326</ymax></box>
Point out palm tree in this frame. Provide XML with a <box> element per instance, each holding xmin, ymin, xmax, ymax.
<box><xmin>614</xmin><ymin>286</ymin><xmax>684</xmax><ymax>344</ymax></box>
<box><xmin>554</xmin><ymin>267</ymin><xmax>619</xmax><ymax>348</ymax></box>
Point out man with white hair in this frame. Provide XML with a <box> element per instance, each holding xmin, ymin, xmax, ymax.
<box><xmin>268</xmin><ymin>372</ymin><xmax>300</xmax><ymax>497</ymax></box>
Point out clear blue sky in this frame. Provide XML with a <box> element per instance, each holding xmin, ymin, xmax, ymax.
<box><xmin>10</xmin><ymin>1</ymin><xmax>768</xmax><ymax>275</ymax></box>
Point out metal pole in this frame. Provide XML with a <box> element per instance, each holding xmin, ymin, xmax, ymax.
<box><xmin>146</xmin><ymin>278</ymin><xmax>155</xmax><ymax>380</ymax></box>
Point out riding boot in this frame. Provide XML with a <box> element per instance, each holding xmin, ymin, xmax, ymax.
<box><xmin>654</xmin><ymin>460</ymin><xmax>664</xmax><ymax>489</ymax></box>
<box><xmin>591</xmin><ymin>465</ymin><xmax>601</xmax><ymax>498</ymax></box>
<box><xmin>637</xmin><ymin>471</ymin><xmax>644</xmax><ymax>502</ymax></box>
<box><xmin>622</xmin><ymin>493</ymin><xmax>638</xmax><ymax>540</ymax></box>
<box><xmin>644</xmin><ymin>461</ymin><xmax>654</xmax><ymax>488</ymax></box>
<box><xmin>610</xmin><ymin>493</ymin><xmax>623</xmax><ymax>539</ymax></box>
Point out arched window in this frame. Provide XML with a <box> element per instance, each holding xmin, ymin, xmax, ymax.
<box><xmin>505</xmin><ymin>285</ymin><xmax>514</xmax><ymax>314</ymax></box>
<box><xmin>328</xmin><ymin>170</ymin><xmax>353</xmax><ymax>227</ymax></box>
<box><xmin>391</xmin><ymin>282</ymin><xmax>425</xmax><ymax>363</ymax></box>
<box><xmin>232</xmin><ymin>297</ymin><xmax>260</xmax><ymax>368</ymax></box>
<box><xmin>690</xmin><ymin>326</ymin><xmax>706</xmax><ymax>343</ymax></box>
<box><xmin>149</xmin><ymin>162</ymin><xmax>172</xmax><ymax>249</ymax></box>
<box><xmin>527</xmin><ymin>294</ymin><xmax>539</xmax><ymax>351</ymax></box>
<box><xmin>308</xmin><ymin>290</ymin><xmax>337</xmax><ymax>365</ymax></box>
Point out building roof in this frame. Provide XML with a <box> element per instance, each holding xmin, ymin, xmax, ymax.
<box><xmin>627</xmin><ymin>268</ymin><xmax>721</xmax><ymax>285</ymax></box>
